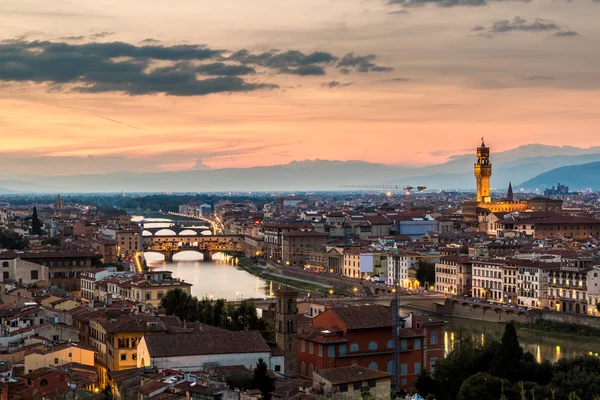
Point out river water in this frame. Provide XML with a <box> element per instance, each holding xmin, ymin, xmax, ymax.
<box><xmin>144</xmin><ymin>257</ymin><xmax>600</xmax><ymax>363</ymax></box>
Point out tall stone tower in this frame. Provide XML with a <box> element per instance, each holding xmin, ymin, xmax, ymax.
<box><xmin>474</xmin><ymin>138</ymin><xmax>492</xmax><ymax>203</ymax></box>
<box><xmin>275</xmin><ymin>286</ymin><xmax>298</xmax><ymax>377</ymax></box>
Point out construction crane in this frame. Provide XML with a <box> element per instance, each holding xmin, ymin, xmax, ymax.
<box><xmin>340</xmin><ymin>185</ymin><xmax>426</xmax><ymax>213</ymax></box>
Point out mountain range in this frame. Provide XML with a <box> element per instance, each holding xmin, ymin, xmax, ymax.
<box><xmin>1</xmin><ymin>144</ymin><xmax>599</xmax><ymax>193</ymax></box>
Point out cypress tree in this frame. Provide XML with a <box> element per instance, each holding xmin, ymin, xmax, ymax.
<box><xmin>31</xmin><ymin>206</ymin><xmax>43</xmax><ymax>235</ymax></box>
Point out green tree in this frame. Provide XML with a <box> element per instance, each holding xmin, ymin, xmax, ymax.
<box><xmin>31</xmin><ymin>206</ymin><xmax>43</xmax><ymax>235</ymax></box>
<box><xmin>457</xmin><ymin>373</ymin><xmax>505</xmax><ymax>400</ymax></box>
<box><xmin>415</xmin><ymin>370</ymin><xmax>438</xmax><ymax>398</ymax></box>
<box><xmin>252</xmin><ymin>358</ymin><xmax>275</xmax><ymax>400</ymax></box>
<box><xmin>42</xmin><ymin>237</ymin><xmax>61</xmax><ymax>246</ymax></box>
<box><xmin>490</xmin><ymin>323</ymin><xmax>524</xmax><ymax>381</ymax></box>
<box><xmin>416</xmin><ymin>261</ymin><xmax>435</xmax><ymax>287</ymax></box>
<box><xmin>0</xmin><ymin>229</ymin><xmax>28</xmax><ymax>250</ymax></box>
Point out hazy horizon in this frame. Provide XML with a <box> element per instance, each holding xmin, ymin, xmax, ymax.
<box><xmin>2</xmin><ymin>0</ymin><xmax>600</xmax><ymax>176</ymax></box>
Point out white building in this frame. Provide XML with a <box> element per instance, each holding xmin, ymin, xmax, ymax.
<box><xmin>472</xmin><ymin>260</ymin><xmax>504</xmax><ymax>302</ymax></box>
<box><xmin>137</xmin><ymin>330</ymin><xmax>283</xmax><ymax>373</ymax></box>
<box><xmin>387</xmin><ymin>251</ymin><xmax>419</xmax><ymax>286</ymax></box>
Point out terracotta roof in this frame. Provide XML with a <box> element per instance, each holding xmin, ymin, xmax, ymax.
<box><xmin>282</xmin><ymin>230</ymin><xmax>328</xmax><ymax>237</ymax></box>
<box><xmin>314</xmin><ymin>366</ymin><xmax>391</xmax><ymax>385</ymax></box>
<box><xmin>328</xmin><ymin>305</ymin><xmax>392</xmax><ymax>330</ymax></box>
<box><xmin>143</xmin><ymin>330</ymin><xmax>271</xmax><ymax>357</ymax></box>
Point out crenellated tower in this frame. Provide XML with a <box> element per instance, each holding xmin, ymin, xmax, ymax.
<box><xmin>474</xmin><ymin>137</ymin><xmax>492</xmax><ymax>203</ymax></box>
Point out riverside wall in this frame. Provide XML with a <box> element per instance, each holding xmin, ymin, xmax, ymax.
<box><xmin>436</xmin><ymin>299</ymin><xmax>600</xmax><ymax>328</ymax></box>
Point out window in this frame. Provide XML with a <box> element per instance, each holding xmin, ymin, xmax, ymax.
<box><xmin>121</xmin><ymin>354</ymin><xmax>126</xmax><ymax>361</ymax></box>
<box><xmin>328</xmin><ymin>345</ymin><xmax>335</xmax><ymax>357</ymax></box>
<box><xmin>2</xmin><ymin>262</ymin><xmax>8</xmax><ymax>268</ymax></box>
<box><xmin>31</xmin><ymin>270</ymin><xmax>39</xmax><ymax>280</ymax></box>
<box><xmin>400</xmin><ymin>339</ymin><xmax>407</xmax><ymax>351</ymax></box>
<box><xmin>318</xmin><ymin>345</ymin><xmax>323</xmax><ymax>357</ymax></box>
<box><xmin>132</xmin><ymin>353</ymin><xmax>137</xmax><ymax>360</ymax></box>
<box><xmin>157</xmin><ymin>292</ymin><xmax>164</xmax><ymax>299</ymax></box>
<box><xmin>301</xmin><ymin>361</ymin><xmax>306</xmax><ymax>376</ymax></box>
<box><xmin>430</xmin><ymin>356</ymin><xmax>439</xmax><ymax>372</ymax></box>
<box><xmin>54</xmin><ymin>358</ymin><xmax>59</xmax><ymax>364</ymax></box>
<box><xmin>431</xmin><ymin>330</ymin><xmax>438</xmax><ymax>345</ymax></box>
<box><xmin>368</xmin><ymin>342</ymin><xmax>377</xmax><ymax>351</ymax></box>
<box><xmin>368</xmin><ymin>380</ymin><xmax>376</xmax><ymax>388</ymax></box>
<box><xmin>414</xmin><ymin>362</ymin><xmax>421</xmax><ymax>374</ymax></box>
<box><xmin>350</xmin><ymin>343</ymin><xmax>359</xmax><ymax>352</ymax></box>
<box><xmin>301</xmin><ymin>340</ymin><xmax>305</xmax><ymax>352</ymax></box>
<box><xmin>339</xmin><ymin>344</ymin><xmax>346</xmax><ymax>356</ymax></box>
<box><xmin>275</xmin><ymin>365</ymin><xmax>281</xmax><ymax>372</ymax></box>
<box><xmin>309</xmin><ymin>342</ymin><xmax>313</xmax><ymax>354</ymax></box>
<box><xmin>40</xmin><ymin>379</ymin><xmax>48</xmax><ymax>386</ymax></box>
<box><xmin>387</xmin><ymin>361</ymin><xmax>395</xmax><ymax>374</ymax></box>
<box><xmin>309</xmin><ymin>364</ymin><xmax>314</xmax><ymax>377</ymax></box>
<box><xmin>368</xmin><ymin>362</ymin><xmax>377</xmax><ymax>370</ymax></box>
<box><xmin>146</xmin><ymin>293</ymin><xmax>151</xmax><ymax>300</ymax></box>
<box><xmin>414</xmin><ymin>338</ymin><xmax>421</xmax><ymax>350</ymax></box>
<box><xmin>401</xmin><ymin>364</ymin><xmax>408</xmax><ymax>376</ymax></box>
<box><xmin>401</xmin><ymin>379</ymin><xmax>407</xmax><ymax>386</ymax></box>
<box><xmin>387</xmin><ymin>340</ymin><xmax>395</xmax><ymax>349</ymax></box>
<box><xmin>52</xmin><ymin>335</ymin><xmax>59</xmax><ymax>342</ymax></box>
<box><xmin>2</xmin><ymin>271</ymin><xmax>8</xmax><ymax>280</ymax></box>
<box><xmin>354</xmin><ymin>382</ymin><xmax>362</xmax><ymax>390</ymax></box>
<box><xmin>339</xmin><ymin>384</ymin><xmax>348</xmax><ymax>393</ymax></box>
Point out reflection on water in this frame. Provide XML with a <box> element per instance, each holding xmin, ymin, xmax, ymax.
<box><xmin>146</xmin><ymin>256</ymin><xmax>273</xmax><ymax>301</ymax></box>
<box><xmin>437</xmin><ymin>315</ymin><xmax>600</xmax><ymax>363</ymax></box>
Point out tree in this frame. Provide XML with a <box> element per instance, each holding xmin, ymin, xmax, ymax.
<box><xmin>490</xmin><ymin>323</ymin><xmax>524</xmax><ymax>381</ymax></box>
<box><xmin>416</xmin><ymin>261</ymin><xmax>435</xmax><ymax>287</ymax></box>
<box><xmin>31</xmin><ymin>206</ymin><xmax>43</xmax><ymax>235</ymax></box>
<box><xmin>252</xmin><ymin>358</ymin><xmax>275</xmax><ymax>399</ymax></box>
<box><xmin>0</xmin><ymin>230</ymin><xmax>28</xmax><ymax>250</ymax></box>
<box><xmin>415</xmin><ymin>370</ymin><xmax>438</xmax><ymax>398</ymax></box>
<box><xmin>42</xmin><ymin>237</ymin><xmax>61</xmax><ymax>246</ymax></box>
<box><xmin>457</xmin><ymin>373</ymin><xmax>505</xmax><ymax>400</ymax></box>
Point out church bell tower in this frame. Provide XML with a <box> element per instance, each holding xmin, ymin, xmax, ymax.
<box><xmin>275</xmin><ymin>286</ymin><xmax>298</xmax><ymax>377</ymax></box>
<box><xmin>474</xmin><ymin>138</ymin><xmax>492</xmax><ymax>203</ymax></box>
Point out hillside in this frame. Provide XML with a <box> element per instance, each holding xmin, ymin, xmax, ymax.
<box><xmin>519</xmin><ymin>161</ymin><xmax>600</xmax><ymax>190</ymax></box>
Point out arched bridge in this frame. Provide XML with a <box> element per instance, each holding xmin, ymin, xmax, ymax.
<box><xmin>142</xmin><ymin>226</ymin><xmax>214</xmax><ymax>237</ymax></box>
<box><xmin>143</xmin><ymin>234</ymin><xmax>245</xmax><ymax>261</ymax></box>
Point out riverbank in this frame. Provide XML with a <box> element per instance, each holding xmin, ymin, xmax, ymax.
<box><xmin>237</xmin><ymin>259</ymin><xmax>352</xmax><ymax>297</ymax></box>
<box><xmin>515</xmin><ymin>319</ymin><xmax>600</xmax><ymax>339</ymax></box>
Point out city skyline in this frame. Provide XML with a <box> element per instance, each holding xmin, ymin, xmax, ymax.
<box><xmin>2</xmin><ymin>0</ymin><xmax>600</xmax><ymax>173</ymax></box>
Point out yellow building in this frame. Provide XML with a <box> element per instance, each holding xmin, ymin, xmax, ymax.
<box><xmin>129</xmin><ymin>271</ymin><xmax>192</xmax><ymax>307</ymax></box>
<box><xmin>463</xmin><ymin>139</ymin><xmax>562</xmax><ymax>225</ymax></box>
<box><xmin>24</xmin><ymin>342</ymin><xmax>95</xmax><ymax>374</ymax></box>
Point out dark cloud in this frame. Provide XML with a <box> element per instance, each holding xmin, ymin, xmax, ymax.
<box><xmin>388</xmin><ymin>0</ymin><xmax>531</xmax><ymax>7</ymax></box>
<box><xmin>471</xmin><ymin>25</ymin><xmax>486</xmax><ymax>31</ymax></box>
<box><xmin>490</xmin><ymin>17</ymin><xmax>560</xmax><ymax>34</ymax></box>
<box><xmin>389</xmin><ymin>0</ymin><xmax>487</xmax><ymax>7</ymax></box>
<box><xmin>281</xmin><ymin>65</ymin><xmax>327</xmax><ymax>76</ymax></box>
<box><xmin>0</xmin><ymin>39</ymin><xmax>392</xmax><ymax>96</ymax></box>
<box><xmin>389</xmin><ymin>77</ymin><xmax>411</xmax><ymax>82</ymax></box>
<box><xmin>89</xmin><ymin>31</ymin><xmax>114</xmax><ymax>39</ymax></box>
<box><xmin>140</xmin><ymin>38</ymin><xmax>161</xmax><ymax>44</ymax></box>
<box><xmin>340</xmin><ymin>68</ymin><xmax>351</xmax><ymax>74</ymax></box>
<box><xmin>321</xmin><ymin>81</ymin><xmax>353</xmax><ymax>88</ymax></box>
<box><xmin>555</xmin><ymin>30</ymin><xmax>579</xmax><ymax>37</ymax></box>
<box><xmin>60</xmin><ymin>35</ymin><xmax>85</xmax><ymax>41</ymax></box>
<box><xmin>337</xmin><ymin>53</ymin><xmax>394</xmax><ymax>73</ymax></box>
<box><xmin>196</xmin><ymin>62</ymin><xmax>256</xmax><ymax>76</ymax></box>
<box><xmin>388</xmin><ymin>10</ymin><xmax>410</xmax><ymax>14</ymax></box>
<box><xmin>191</xmin><ymin>159</ymin><xmax>211</xmax><ymax>170</ymax></box>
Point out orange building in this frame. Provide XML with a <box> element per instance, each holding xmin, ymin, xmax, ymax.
<box><xmin>297</xmin><ymin>305</ymin><xmax>444</xmax><ymax>392</ymax></box>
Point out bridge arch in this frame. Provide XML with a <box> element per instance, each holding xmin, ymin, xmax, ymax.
<box><xmin>179</xmin><ymin>229</ymin><xmax>199</xmax><ymax>236</ymax></box>
<box><xmin>155</xmin><ymin>229</ymin><xmax>178</xmax><ymax>236</ymax></box>
<box><xmin>173</xmin><ymin>251</ymin><xmax>204</xmax><ymax>261</ymax></box>
<box><xmin>143</xmin><ymin>251</ymin><xmax>166</xmax><ymax>261</ymax></box>
<box><xmin>201</xmin><ymin>230</ymin><xmax>212</xmax><ymax>236</ymax></box>
<box><xmin>142</xmin><ymin>230</ymin><xmax>153</xmax><ymax>236</ymax></box>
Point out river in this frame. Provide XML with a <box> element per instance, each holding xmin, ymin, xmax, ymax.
<box><xmin>144</xmin><ymin>257</ymin><xmax>600</xmax><ymax>363</ymax></box>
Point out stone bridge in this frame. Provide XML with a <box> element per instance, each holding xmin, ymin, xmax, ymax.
<box><xmin>143</xmin><ymin>234</ymin><xmax>245</xmax><ymax>261</ymax></box>
<box><xmin>435</xmin><ymin>298</ymin><xmax>532</xmax><ymax>323</ymax></box>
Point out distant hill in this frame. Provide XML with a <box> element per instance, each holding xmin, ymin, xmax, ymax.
<box><xmin>519</xmin><ymin>161</ymin><xmax>600</xmax><ymax>190</ymax></box>
<box><xmin>1</xmin><ymin>144</ymin><xmax>600</xmax><ymax>192</ymax></box>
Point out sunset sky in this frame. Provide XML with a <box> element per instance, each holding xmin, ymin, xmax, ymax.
<box><xmin>2</xmin><ymin>0</ymin><xmax>600</xmax><ymax>176</ymax></box>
